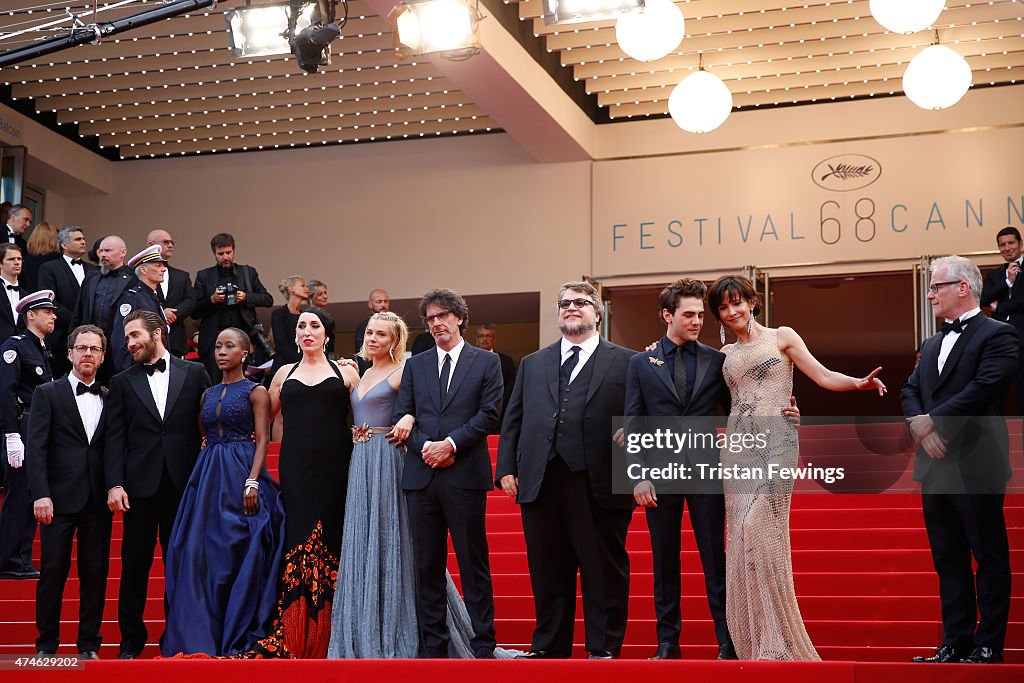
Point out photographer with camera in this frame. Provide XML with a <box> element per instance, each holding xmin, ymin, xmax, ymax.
<box><xmin>191</xmin><ymin>233</ymin><xmax>273</xmax><ymax>382</ymax></box>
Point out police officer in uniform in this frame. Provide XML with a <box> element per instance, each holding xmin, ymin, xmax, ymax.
<box><xmin>110</xmin><ymin>245</ymin><xmax>168</xmax><ymax>373</ymax></box>
<box><xmin>0</xmin><ymin>290</ymin><xmax>56</xmax><ymax>579</ymax></box>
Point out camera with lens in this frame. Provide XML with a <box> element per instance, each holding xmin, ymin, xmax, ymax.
<box><xmin>217</xmin><ymin>282</ymin><xmax>239</xmax><ymax>306</ymax></box>
<box><xmin>249</xmin><ymin>322</ymin><xmax>275</xmax><ymax>366</ymax></box>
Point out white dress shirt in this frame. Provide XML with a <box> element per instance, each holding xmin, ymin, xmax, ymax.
<box><xmin>68</xmin><ymin>373</ymin><xmax>103</xmax><ymax>443</ymax></box>
<box><xmin>427</xmin><ymin>339</ymin><xmax>467</xmax><ymax>453</ymax></box>
<box><xmin>63</xmin><ymin>253</ymin><xmax>86</xmax><ymax>286</ymax></box>
<box><xmin>2</xmin><ymin>274</ymin><xmax>19</xmax><ymax>317</ymax></box>
<box><xmin>560</xmin><ymin>333</ymin><xmax>601</xmax><ymax>384</ymax></box>
<box><xmin>146</xmin><ymin>351</ymin><xmax>172</xmax><ymax>419</ymax></box>
<box><xmin>938</xmin><ymin>308</ymin><xmax>981</xmax><ymax>374</ymax></box>
<box><xmin>1006</xmin><ymin>257</ymin><xmax>1023</xmax><ymax>288</ymax></box>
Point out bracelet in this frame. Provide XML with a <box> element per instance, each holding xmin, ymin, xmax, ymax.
<box><xmin>244</xmin><ymin>478</ymin><xmax>259</xmax><ymax>493</ymax></box>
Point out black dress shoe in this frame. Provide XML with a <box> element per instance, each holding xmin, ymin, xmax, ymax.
<box><xmin>717</xmin><ymin>643</ymin><xmax>738</xmax><ymax>660</ymax></box>
<box><xmin>118</xmin><ymin>651</ymin><xmax>138</xmax><ymax>660</ymax></box>
<box><xmin>587</xmin><ymin>650</ymin><xmax>615</xmax><ymax>660</ymax></box>
<box><xmin>32</xmin><ymin>651</ymin><xmax>55</xmax><ymax>660</ymax></box>
<box><xmin>0</xmin><ymin>567</ymin><xmax>40</xmax><ymax>579</ymax></box>
<box><xmin>912</xmin><ymin>645</ymin><xmax>967</xmax><ymax>663</ymax></box>
<box><xmin>79</xmin><ymin>651</ymin><xmax>100</xmax><ymax>660</ymax></box>
<box><xmin>960</xmin><ymin>646</ymin><xmax>1003</xmax><ymax>664</ymax></box>
<box><xmin>516</xmin><ymin>650</ymin><xmax>551</xmax><ymax>659</ymax></box>
<box><xmin>649</xmin><ymin>643</ymin><xmax>682</xmax><ymax>660</ymax></box>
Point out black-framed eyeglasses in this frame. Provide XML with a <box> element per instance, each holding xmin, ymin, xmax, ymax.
<box><xmin>72</xmin><ymin>345</ymin><xmax>104</xmax><ymax>354</ymax></box>
<box><xmin>557</xmin><ymin>298</ymin><xmax>595</xmax><ymax>310</ymax></box>
<box><xmin>424</xmin><ymin>310</ymin><xmax>452</xmax><ymax>325</ymax></box>
<box><xmin>928</xmin><ymin>280</ymin><xmax>962</xmax><ymax>295</ymax></box>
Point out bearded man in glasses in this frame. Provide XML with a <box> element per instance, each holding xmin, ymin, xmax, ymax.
<box><xmin>496</xmin><ymin>280</ymin><xmax>635</xmax><ymax>660</ymax></box>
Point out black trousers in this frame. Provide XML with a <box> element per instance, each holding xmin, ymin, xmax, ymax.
<box><xmin>520</xmin><ymin>457</ymin><xmax>632</xmax><ymax>657</ymax></box>
<box><xmin>117</xmin><ymin>469</ymin><xmax>182</xmax><ymax>656</ymax></box>
<box><xmin>36</xmin><ymin>503</ymin><xmax>112</xmax><ymax>652</ymax></box>
<box><xmin>407</xmin><ymin>476</ymin><xmax>496</xmax><ymax>658</ymax></box>
<box><xmin>0</xmin><ymin>424</ymin><xmax>38</xmax><ymax>572</ymax></box>
<box><xmin>646</xmin><ymin>492</ymin><xmax>731</xmax><ymax>647</ymax></box>
<box><xmin>922</xmin><ymin>489</ymin><xmax>1011</xmax><ymax>652</ymax></box>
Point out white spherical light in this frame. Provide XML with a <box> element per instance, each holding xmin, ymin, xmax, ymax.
<box><xmin>903</xmin><ymin>44</ymin><xmax>972</xmax><ymax>110</ymax></box>
<box><xmin>668</xmin><ymin>70</ymin><xmax>732</xmax><ymax>133</ymax></box>
<box><xmin>869</xmin><ymin>0</ymin><xmax>945</xmax><ymax>35</ymax></box>
<box><xmin>615</xmin><ymin>0</ymin><xmax>685</xmax><ymax>63</ymax></box>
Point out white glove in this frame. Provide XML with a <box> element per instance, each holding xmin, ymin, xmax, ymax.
<box><xmin>6</xmin><ymin>433</ymin><xmax>24</xmax><ymax>469</ymax></box>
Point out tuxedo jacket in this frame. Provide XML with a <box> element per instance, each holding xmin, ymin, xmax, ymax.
<box><xmin>393</xmin><ymin>342</ymin><xmax>503</xmax><ymax>491</ymax></box>
<box><xmin>163</xmin><ymin>266</ymin><xmax>196</xmax><ymax>356</ymax></box>
<box><xmin>624</xmin><ymin>339</ymin><xmax>731</xmax><ymax>468</ymax></box>
<box><xmin>981</xmin><ymin>264</ymin><xmax>1024</xmax><ymax>342</ymax></box>
<box><xmin>71</xmin><ymin>267</ymin><xmax>135</xmax><ymax>333</ymax></box>
<box><xmin>26</xmin><ymin>376</ymin><xmax>108</xmax><ymax>514</ymax></box>
<box><xmin>104</xmin><ymin>356</ymin><xmax>211</xmax><ymax>498</ymax></box>
<box><xmin>496</xmin><ymin>337</ymin><xmax>635</xmax><ymax>509</ymax></box>
<box><xmin>901</xmin><ymin>314</ymin><xmax>1018</xmax><ymax>490</ymax></box>
<box><xmin>0</xmin><ymin>282</ymin><xmax>28</xmax><ymax>344</ymax></box>
<box><xmin>191</xmin><ymin>264</ymin><xmax>273</xmax><ymax>357</ymax></box>
<box><xmin>38</xmin><ymin>257</ymin><xmax>99</xmax><ymax>346</ymax></box>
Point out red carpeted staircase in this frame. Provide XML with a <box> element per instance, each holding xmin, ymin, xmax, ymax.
<box><xmin>0</xmin><ymin>421</ymin><xmax>1021</xmax><ymax>668</ymax></box>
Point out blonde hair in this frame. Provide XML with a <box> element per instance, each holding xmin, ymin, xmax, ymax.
<box><xmin>27</xmin><ymin>222</ymin><xmax>58</xmax><ymax>256</ymax></box>
<box><xmin>358</xmin><ymin>311</ymin><xmax>408</xmax><ymax>363</ymax></box>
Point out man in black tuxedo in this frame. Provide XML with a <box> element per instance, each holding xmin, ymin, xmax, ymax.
<box><xmin>104</xmin><ymin>310</ymin><xmax>211</xmax><ymax>658</ymax></box>
<box><xmin>476</xmin><ymin>323</ymin><xmax>516</xmax><ymax>430</ymax></box>
<box><xmin>902</xmin><ymin>255</ymin><xmax>1017</xmax><ymax>665</ymax></box>
<box><xmin>623</xmin><ymin>278</ymin><xmax>737</xmax><ymax>660</ymax></box>
<box><xmin>38</xmin><ymin>227</ymin><xmax>97</xmax><ymax>378</ymax></box>
<box><xmin>0</xmin><ymin>243</ymin><xmax>28</xmax><ymax>343</ymax></box>
<box><xmin>4</xmin><ymin>204</ymin><xmax>31</xmax><ymax>251</ymax></box>
<box><xmin>980</xmin><ymin>226</ymin><xmax>1024</xmax><ymax>409</ymax></box>
<box><xmin>191</xmin><ymin>233</ymin><xmax>272</xmax><ymax>382</ymax></box>
<box><xmin>27</xmin><ymin>325</ymin><xmax>110</xmax><ymax>659</ymax></box>
<box><xmin>146</xmin><ymin>229</ymin><xmax>195</xmax><ymax>358</ymax></box>
<box><xmin>392</xmin><ymin>288</ymin><xmax>502</xmax><ymax>658</ymax></box>
<box><xmin>496</xmin><ymin>281</ymin><xmax>634</xmax><ymax>660</ymax></box>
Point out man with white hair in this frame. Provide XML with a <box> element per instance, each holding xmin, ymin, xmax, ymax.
<box><xmin>38</xmin><ymin>226</ymin><xmax>97</xmax><ymax>377</ymax></box>
<box><xmin>902</xmin><ymin>255</ymin><xmax>1017</xmax><ymax>665</ymax></box>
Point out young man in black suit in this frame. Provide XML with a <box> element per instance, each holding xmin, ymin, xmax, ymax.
<box><xmin>104</xmin><ymin>310</ymin><xmax>211</xmax><ymax>658</ymax></box>
<box><xmin>146</xmin><ymin>229</ymin><xmax>195</xmax><ymax>358</ymax></box>
<box><xmin>0</xmin><ymin>243</ymin><xmax>28</xmax><ymax>343</ymax></box>
<box><xmin>27</xmin><ymin>325</ymin><xmax>110</xmax><ymax>659</ymax></box>
<box><xmin>37</xmin><ymin>227</ymin><xmax>98</xmax><ymax>378</ymax></box>
<box><xmin>191</xmin><ymin>233</ymin><xmax>273</xmax><ymax>382</ymax></box>
<box><xmin>902</xmin><ymin>255</ymin><xmax>1017</xmax><ymax>664</ymax></box>
<box><xmin>496</xmin><ymin>281</ymin><xmax>635</xmax><ymax>660</ymax></box>
<box><xmin>392</xmin><ymin>288</ymin><xmax>503</xmax><ymax>658</ymax></box>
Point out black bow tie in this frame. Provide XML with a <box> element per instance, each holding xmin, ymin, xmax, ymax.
<box><xmin>70</xmin><ymin>259</ymin><xmax>83</xmax><ymax>266</ymax></box>
<box><xmin>5</xmin><ymin>284</ymin><xmax>18</xmax><ymax>292</ymax></box>
<box><xmin>76</xmin><ymin>382</ymin><xmax>101</xmax><ymax>396</ymax></box>
<box><xmin>143</xmin><ymin>358</ymin><xmax>167</xmax><ymax>375</ymax></box>
<box><xmin>940</xmin><ymin>319</ymin><xmax>967</xmax><ymax>336</ymax></box>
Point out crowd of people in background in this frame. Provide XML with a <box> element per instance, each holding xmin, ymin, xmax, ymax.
<box><xmin>0</xmin><ymin>210</ymin><xmax>1017</xmax><ymax>666</ymax></box>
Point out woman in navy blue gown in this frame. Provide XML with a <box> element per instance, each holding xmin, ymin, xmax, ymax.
<box><xmin>162</xmin><ymin>328</ymin><xmax>286</xmax><ymax>656</ymax></box>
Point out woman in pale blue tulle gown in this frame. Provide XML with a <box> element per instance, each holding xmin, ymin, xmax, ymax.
<box><xmin>328</xmin><ymin>312</ymin><xmax>517</xmax><ymax>658</ymax></box>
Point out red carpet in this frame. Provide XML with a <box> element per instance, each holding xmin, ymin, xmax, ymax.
<box><xmin>1</xmin><ymin>420</ymin><xmax>1021</xmax><ymax>680</ymax></box>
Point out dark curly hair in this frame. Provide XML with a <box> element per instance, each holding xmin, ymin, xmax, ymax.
<box><xmin>418</xmin><ymin>288</ymin><xmax>469</xmax><ymax>332</ymax></box>
<box><xmin>659</xmin><ymin>278</ymin><xmax>707</xmax><ymax>315</ymax></box>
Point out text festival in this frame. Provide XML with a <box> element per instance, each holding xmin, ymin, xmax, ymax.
<box><xmin>611</xmin><ymin>194</ymin><xmax>1024</xmax><ymax>253</ymax></box>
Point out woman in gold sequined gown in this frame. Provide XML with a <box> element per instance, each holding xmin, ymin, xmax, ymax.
<box><xmin>707</xmin><ymin>276</ymin><xmax>887</xmax><ymax>661</ymax></box>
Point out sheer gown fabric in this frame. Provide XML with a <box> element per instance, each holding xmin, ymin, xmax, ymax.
<box><xmin>327</xmin><ymin>372</ymin><xmax>519</xmax><ymax>659</ymax></box>
<box><xmin>244</xmin><ymin>362</ymin><xmax>352</xmax><ymax>658</ymax></box>
<box><xmin>721</xmin><ymin>328</ymin><xmax>820</xmax><ymax>661</ymax></box>
<box><xmin>163</xmin><ymin>379</ymin><xmax>286</xmax><ymax>656</ymax></box>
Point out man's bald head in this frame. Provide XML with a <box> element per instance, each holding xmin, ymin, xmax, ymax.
<box><xmin>146</xmin><ymin>228</ymin><xmax>174</xmax><ymax>259</ymax></box>
<box><xmin>368</xmin><ymin>288</ymin><xmax>390</xmax><ymax>313</ymax></box>
<box><xmin>98</xmin><ymin>235</ymin><xmax>127</xmax><ymax>272</ymax></box>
